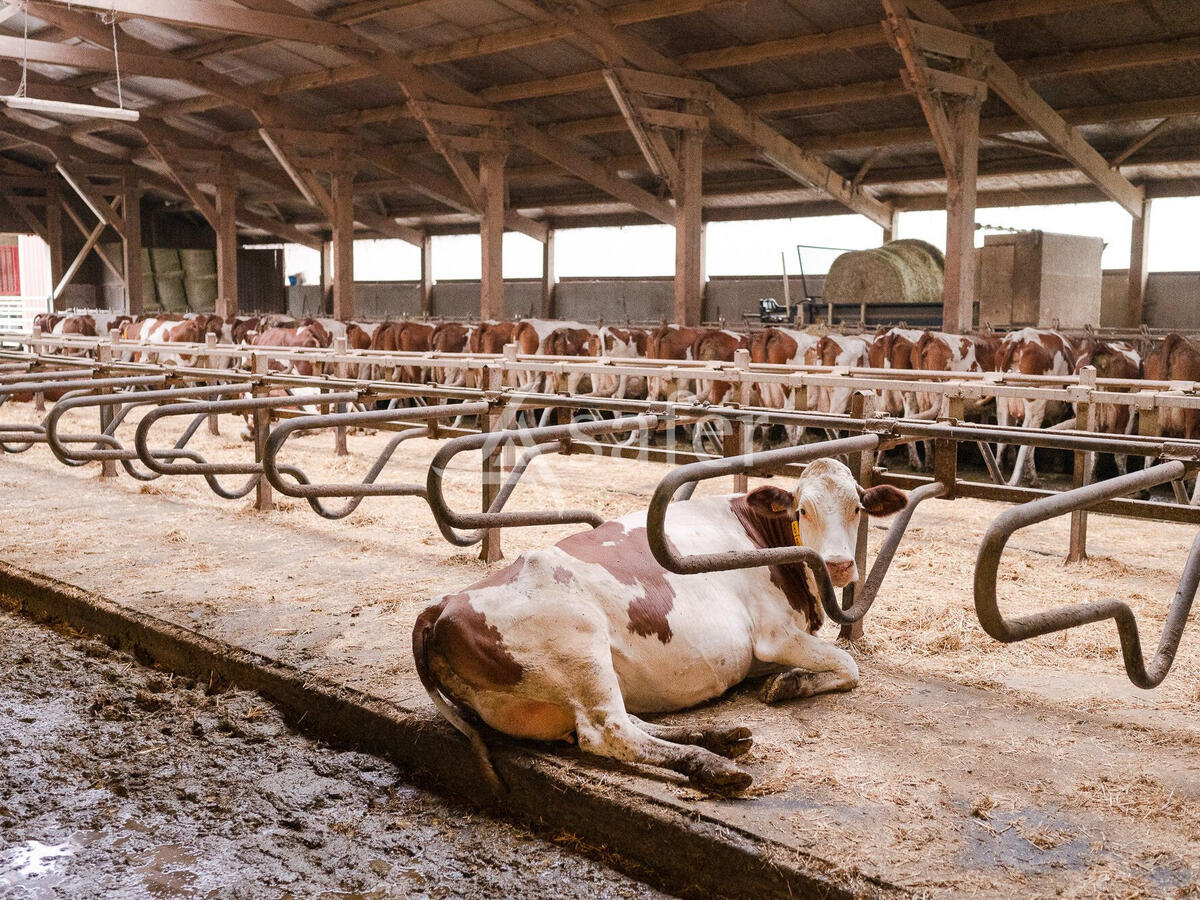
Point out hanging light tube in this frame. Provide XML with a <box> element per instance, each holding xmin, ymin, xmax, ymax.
<box><xmin>2</xmin><ymin>95</ymin><xmax>139</xmax><ymax>122</ymax></box>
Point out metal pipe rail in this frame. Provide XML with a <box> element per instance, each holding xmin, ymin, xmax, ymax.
<box><xmin>974</xmin><ymin>461</ymin><xmax>1200</xmax><ymax>688</ymax></box>
<box><xmin>262</xmin><ymin>401</ymin><xmax>490</xmax><ymax>522</ymax></box>
<box><xmin>427</xmin><ymin>414</ymin><xmax>661</xmax><ymax>532</ymax></box>
<box><xmin>644</xmin><ymin>434</ymin><xmax>923</xmax><ymax>627</ymax></box>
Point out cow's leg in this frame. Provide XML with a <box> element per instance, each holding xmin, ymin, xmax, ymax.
<box><xmin>754</xmin><ymin>631</ymin><xmax>859</xmax><ymax>705</ymax></box>
<box><xmin>995</xmin><ymin>398</ymin><xmax>1010</xmax><ymax>473</ymax></box>
<box><xmin>575</xmin><ymin>704</ymin><xmax>752</xmax><ymax>794</ymax></box>
<box><xmin>901</xmin><ymin>394</ymin><xmax>923</xmax><ymax>470</ymax></box>
<box><xmin>628</xmin><ymin>716</ymin><xmax>753</xmax><ymax>760</ymax></box>
<box><xmin>1008</xmin><ymin>400</ymin><xmax>1045</xmax><ymax>488</ymax></box>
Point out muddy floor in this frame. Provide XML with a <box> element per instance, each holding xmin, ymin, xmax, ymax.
<box><xmin>4</xmin><ymin>397</ymin><xmax>1200</xmax><ymax>895</ymax></box>
<box><xmin>0</xmin><ymin>607</ymin><xmax>665</xmax><ymax>898</ymax></box>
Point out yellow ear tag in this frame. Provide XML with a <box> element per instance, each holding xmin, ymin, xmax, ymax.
<box><xmin>791</xmin><ymin>519</ymin><xmax>802</xmax><ymax>546</ymax></box>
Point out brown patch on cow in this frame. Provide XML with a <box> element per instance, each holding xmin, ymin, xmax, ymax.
<box><xmin>557</xmin><ymin>521</ymin><xmax>676</xmax><ymax>644</ymax></box>
<box><xmin>427</xmin><ymin>558</ymin><xmax>528</xmax><ymax>689</ymax></box>
<box><xmin>729</xmin><ymin>493</ymin><xmax>822</xmax><ymax>633</ymax></box>
<box><xmin>552</xmin><ymin>566</ymin><xmax>573</xmax><ymax>586</ymax></box>
<box><xmin>860</xmin><ymin>484</ymin><xmax>907</xmax><ymax>517</ymax></box>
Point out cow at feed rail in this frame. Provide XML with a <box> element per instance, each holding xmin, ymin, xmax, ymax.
<box><xmin>413</xmin><ymin>458</ymin><xmax>908</xmax><ymax>794</ymax></box>
<box><xmin>1074</xmin><ymin>338</ymin><xmax>1142</xmax><ymax>478</ymax></box>
<box><xmin>906</xmin><ymin>330</ymin><xmax>1000</xmax><ymax>469</ymax></box>
<box><xmin>369</xmin><ymin>321</ymin><xmax>433</xmax><ymax>383</ymax></box>
<box><xmin>430</xmin><ymin>322</ymin><xmax>474</xmax><ymax>387</ymax></box>
<box><xmin>994</xmin><ymin>327</ymin><xmax>1077</xmax><ymax>487</ymax></box>
<box><xmin>542</xmin><ymin>326</ymin><xmax>598</xmax><ymax>394</ymax></box>
<box><xmin>692</xmin><ymin>328</ymin><xmax>749</xmax><ymax>405</ymax></box>
<box><xmin>646</xmin><ymin>324</ymin><xmax>706</xmax><ymax>401</ymax></box>
<box><xmin>586</xmin><ymin>326</ymin><xmax>648</xmax><ymax>399</ymax></box>
<box><xmin>802</xmin><ymin>333</ymin><xmax>870</xmax><ymax>416</ymax></box>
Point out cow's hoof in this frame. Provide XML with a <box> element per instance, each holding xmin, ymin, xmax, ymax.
<box><xmin>698</xmin><ymin>726</ymin><xmax>753</xmax><ymax>759</ymax></box>
<box><xmin>761</xmin><ymin>671</ymin><xmax>812</xmax><ymax>704</ymax></box>
<box><xmin>690</xmin><ymin>765</ymin><xmax>753</xmax><ymax>795</ymax></box>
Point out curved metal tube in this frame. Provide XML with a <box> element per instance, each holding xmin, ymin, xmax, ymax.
<box><xmin>837</xmin><ymin>480</ymin><xmax>949</xmax><ymax>623</ymax></box>
<box><xmin>974</xmin><ymin>459</ymin><xmax>1197</xmax><ymax>688</ymax></box>
<box><xmin>262</xmin><ymin>402</ymin><xmax>490</xmax><ymax>520</ymax></box>
<box><xmin>427</xmin><ymin>414</ymin><xmax>659</xmax><ymax>532</ymax></box>
<box><xmin>133</xmin><ymin>391</ymin><xmax>359</xmax><ymax>476</ymax></box>
<box><xmin>646</xmin><ymin>434</ymin><xmax>880</xmax><ymax>625</ymax></box>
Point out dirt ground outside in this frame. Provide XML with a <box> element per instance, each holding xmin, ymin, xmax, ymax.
<box><xmin>2</xmin><ymin>397</ymin><xmax>1200</xmax><ymax>896</ymax></box>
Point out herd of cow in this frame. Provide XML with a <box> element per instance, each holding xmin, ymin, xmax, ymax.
<box><xmin>25</xmin><ymin>309</ymin><xmax>1200</xmax><ymax>488</ymax></box>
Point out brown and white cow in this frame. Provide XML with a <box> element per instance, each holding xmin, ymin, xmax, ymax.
<box><xmin>251</xmin><ymin>321</ymin><xmax>330</xmax><ymax>376</ymax></box>
<box><xmin>430</xmin><ymin>321</ymin><xmax>474</xmax><ymax>387</ymax></box>
<box><xmin>994</xmin><ymin>327</ymin><xmax>1077</xmax><ymax>487</ymax></box>
<box><xmin>586</xmin><ymin>326</ymin><xmax>648</xmax><ymax>399</ymax></box>
<box><xmin>414</xmin><ymin>457</ymin><xmax>906</xmax><ymax>793</ymax></box>
<box><xmin>1074</xmin><ymin>337</ymin><xmax>1142</xmax><ymax>478</ymax></box>
<box><xmin>692</xmin><ymin>328</ymin><xmax>749</xmax><ymax>405</ymax></box>
<box><xmin>469</xmin><ymin>320</ymin><xmax>518</xmax><ymax>355</ymax></box>
<box><xmin>646</xmin><ymin>324</ymin><xmax>706</xmax><ymax>401</ymax></box>
<box><xmin>803</xmin><ymin>333</ymin><xmax>870</xmax><ymax>416</ymax></box>
<box><xmin>370</xmin><ymin>320</ymin><xmax>433</xmax><ymax>383</ymax></box>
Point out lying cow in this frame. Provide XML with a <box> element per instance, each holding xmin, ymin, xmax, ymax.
<box><xmin>414</xmin><ymin>458</ymin><xmax>907</xmax><ymax>794</ymax></box>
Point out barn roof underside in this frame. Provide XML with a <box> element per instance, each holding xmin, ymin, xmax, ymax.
<box><xmin>1</xmin><ymin>0</ymin><xmax>1198</xmax><ymax>243</ymax></box>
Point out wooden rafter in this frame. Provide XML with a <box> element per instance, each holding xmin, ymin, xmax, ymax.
<box><xmin>602</xmin><ymin>68</ymin><xmax>679</xmax><ymax>191</ymax></box>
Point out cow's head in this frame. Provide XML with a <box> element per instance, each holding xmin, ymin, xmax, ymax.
<box><xmin>747</xmin><ymin>458</ymin><xmax>907</xmax><ymax>588</ymax></box>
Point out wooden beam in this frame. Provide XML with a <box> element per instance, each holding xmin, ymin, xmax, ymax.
<box><xmin>1127</xmin><ymin>196</ymin><xmax>1152</xmax><ymax>328</ymax></box>
<box><xmin>420</xmin><ymin>232</ymin><xmax>433</xmax><ymax>317</ymax></box>
<box><xmin>215</xmin><ymin>177</ymin><xmax>238</xmax><ymax>319</ymax></box>
<box><xmin>1110</xmin><ymin>117</ymin><xmax>1174</xmax><ymax>167</ymax></box>
<box><xmin>55</xmin><ymin>163</ymin><xmax>125</xmax><ymax>239</ymax></box>
<box><xmin>35</xmin><ymin>0</ymin><xmax>377</xmax><ymax>50</ymax></box>
<box><xmin>541</xmin><ymin>227</ymin><xmax>556</xmax><ymax>318</ymax></box>
<box><xmin>330</xmin><ymin>169</ymin><xmax>355</xmax><ymax>320</ymax></box>
<box><xmin>53</xmin><ymin>217</ymin><xmax>105</xmax><ymax>302</ymax></box>
<box><xmin>674</xmin><ymin>125</ymin><xmax>704</xmax><ymax>326</ymax></box>
<box><xmin>46</xmin><ymin>177</ymin><xmax>63</xmax><ymax>285</ymax></box>
<box><xmin>236</xmin><ymin>208</ymin><xmax>323</xmax><ymax>251</ymax></box>
<box><xmin>602</xmin><ymin>68</ymin><xmax>679</xmax><ymax>191</ymax></box>
<box><xmin>123</xmin><ymin>183</ymin><xmax>143</xmax><ymax>316</ymax></box>
<box><xmin>479</xmin><ymin>151</ymin><xmax>506</xmax><ymax>321</ymax></box>
<box><xmin>943</xmin><ymin>93</ymin><xmax>980</xmax><ymax>333</ymax></box>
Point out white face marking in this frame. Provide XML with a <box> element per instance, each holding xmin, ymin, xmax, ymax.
<box><xmin>791</xmin><ymin>458</ymin><xmax>862</xmax><ymax>586</ymax></box>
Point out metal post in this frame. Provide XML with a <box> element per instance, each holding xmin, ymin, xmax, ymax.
<box><xmin>96</xmin><ymin>342</ymin><xmax>117</xmax><ymax>478</ymax></box>
<box><xmin>841</xmin><ymin>390</ymin><xmax>874</xmax><ymax>641</ymax></box>
<box><xmin>1068</xmin><ymin>370</ymin><xmax>1099</xmax><ymax>562</ymax></box>
<box><xmin>333</xmin><ymin>335</ymin><xmax>348</xmax><ymax>456</ymax></box>
<box><xmin>205</xmin><ymin>332</ymin><xmax>220</xmax><ymax>435</ymax></box>
<box><xmin>251</xmin><ymin>354</ymin><xmax>273</xmax><ymax>512</ymax></box>
<box><xmin>727</xmin><ymin>348</ymin><xmax>750</xmax><ymax>493</ymax></box>
<box><xmin>480</xmin><ymin>364</ymin><xmax>503</xmax><ymax>563</ymax></box>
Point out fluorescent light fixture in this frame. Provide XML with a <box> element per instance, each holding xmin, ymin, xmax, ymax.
<box><xmin>2</xmin><ymin>95</ymin><xmax>139</xmax><ymax>122</ymax></box>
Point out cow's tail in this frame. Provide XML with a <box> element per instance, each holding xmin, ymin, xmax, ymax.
<box><xmin>412</xmin><ymin>601</ymin><xmax>504</xmax><ymax>795</ymax></box>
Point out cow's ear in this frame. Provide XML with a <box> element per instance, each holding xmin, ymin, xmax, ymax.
<box><xmin>859</xmin><ymin>484</ymin><xmax>907</xmax><ymax>517</ymax></box>
<box><xmin>746</xmin><ymin>486</ymin><xmax>793</xmax><ymax>518</ymax></box>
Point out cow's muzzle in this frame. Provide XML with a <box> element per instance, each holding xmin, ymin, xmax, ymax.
<box><xmin>824</xmin><ymin>558</ymin><xmax>857</xmax><ymax>588</ymax></box>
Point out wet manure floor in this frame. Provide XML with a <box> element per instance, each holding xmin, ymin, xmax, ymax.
<box><xmin>0</xmin><ymin>607</ymin><xmax>665</xmax><ymax>899</ymax></box>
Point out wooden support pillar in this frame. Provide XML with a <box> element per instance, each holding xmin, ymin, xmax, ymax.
<box><xmin>479</xmin><ymin>151</ymin><xmax>507</xmax><ymax>322</ymax></box>
<box><xmin>943</xmin><ymin>95</ymin><xmax>980</xmax><ymax>333</ymax></box>
<box><xmin>882</xmin><ymin>207</ymin><xmax>899</xmax><ymax>244</ymax></box>
<box><xmin>420</xmin><ymin>232</ymin><xmax>433</xmax><ymax>317</ymax></box>
<box><xmin>319</xmin><ymin>240</ymin><xmax>333</xmax><ymax>314</ymax></box>
<box><xmin>479</xmin><ymin>365</ymin><xmax>503</xmax><ymax>563</ymax></box>
<box><xmin>1127</xmin><ymin>196</ymin><xmax>1152</xmax><ymax>328</ymax></box>
<box><xmin>330</xmin><ymin>169</ymin><xmax>355</xmax><ymax>321</ymax></box>
<box><xmin>673</xmin><ymin>125</ymin><xmax>705</xmax><ymax>327</ymax></box>
<box><xmin>215</xmin><ymin>177</ymin><xmax>239</xmax><ymax>320</ymax></box>
<box><xmin>122</xmin><ymin>183</ymin><xmax>143</xmax><ymax>317</ymax></box>
<box><xmin>45</xmin><ymin>177</ymin><xmax>63</xmax><ymax>288</ymax></box>
<box><xmin>541</xmin><ymin>227</ymin><xmax>556</xmax><ymax>318</ymax></box>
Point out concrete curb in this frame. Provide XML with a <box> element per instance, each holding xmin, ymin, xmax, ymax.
<box><xmin>0</xmin><ymin>560</ymin><xmax>905</xmax><ymax>899</ymax></box>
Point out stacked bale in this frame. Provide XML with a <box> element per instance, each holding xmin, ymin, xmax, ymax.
<box><xmin>822</xmin><ymin>239</ymin><xmax>944</xmax><ymax>306</ymax></box>
<box><xmin>151</xmin><ymin>248</ymin><xmax>188</xmax><ymax>313</ymax></box>
<box><xmin>180</xmin><ymin>249</ymin><xmax>217</xmax><ymax>313</ymax></box>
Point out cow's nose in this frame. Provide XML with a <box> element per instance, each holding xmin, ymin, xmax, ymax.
<box><xmin>824</xmin><ymin>558</ymin><xmax>857</xmax><ymax>588</ymax></box>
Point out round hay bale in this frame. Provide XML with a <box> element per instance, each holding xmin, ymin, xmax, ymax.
<box><xmin>151</xmin><ymin>248</ymin><xmax>188</xmax><ymax>313</ymax></box>
<box><xmin>822</xmin><ymin>239</ymin><xmax>944</xmax><ymax>306</ymax></box>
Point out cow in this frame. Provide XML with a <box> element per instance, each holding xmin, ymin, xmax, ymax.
<box><xmin>469</xmin><ymin>321</ymin><xmax>518</xmax><ymax>355</ymax></box>
<box><xmin>251</xmin><ymin>321</ymin><xmax>330</xmax><ymax>376</ymax></box>
<box><xmin>994</xmin><ymin>327</ymin><xmax>1077</xmax><ymax>487</ymax></box>
<box><xmin>691</xmin><ymin>328</ymin><xmax>748</xmax><ymax>405</ymax></box>
<box><xmin>586</xmin><ymin>326</ymin><xmax>648</xmax><ymax>400</ymax></box>
<box><xmin>746</xmin><ymin>327</ymin><xmax>821</xmax><ymax>445</ymax></box>
<box><xmin>369</xmin><ymin>321</ymin><xmax>433</xmax><ymax>383</ymax></box>
<box><xmin>430</xmin><ymin>321</ymin><xmax>474</xmax><ymax>387</ymax></box>
<box><xmin>802</xmin><ymin>334</ymin><xmax>870</xmax><ymax>416</ymax></box>
<box><xmin>542</xmin><ymin>326</ymin><xmax>598</xmax><ymax>394</ymax></box>
<box><xmin>413</xmin><ymin>457</ymin><xmax>908</xmax><ymax>794</ymax></box>
<box><xmin>646</xmin><ymin>324</ymin><xmax>706</xmax><ymax>401</ymax></box>
<box><xmin>1074</xmin><ymin>337</ymin><xmax>1142</xmax><ymax>479</ymax></box>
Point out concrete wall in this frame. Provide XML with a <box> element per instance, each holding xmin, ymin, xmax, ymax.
<box><xmin>280</xmin><ymin>271</ymin><xmax>1200</xmax><ymax>329</ymax></box>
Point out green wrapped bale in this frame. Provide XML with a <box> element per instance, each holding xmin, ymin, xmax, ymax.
<box><xmin>180</xmin><ymin>249</ymin><xmax>217</xmax><ymax>313</ymax></box>
<box><xmin>151</xmin><ymin>248</ymin><xmax>188</xmax><ymax>313</ymax></box>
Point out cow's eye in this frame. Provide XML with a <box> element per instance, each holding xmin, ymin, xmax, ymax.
<box><xmin>799</xmin><ymin>507</ymin><xmax>807</xmax><ymax>517</ymax></box>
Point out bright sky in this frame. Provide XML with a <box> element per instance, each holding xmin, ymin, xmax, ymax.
<box><xmin>283</xmin><ymin>197</ymin><xmax>1200</xmax><ymax>284</ymax></box>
